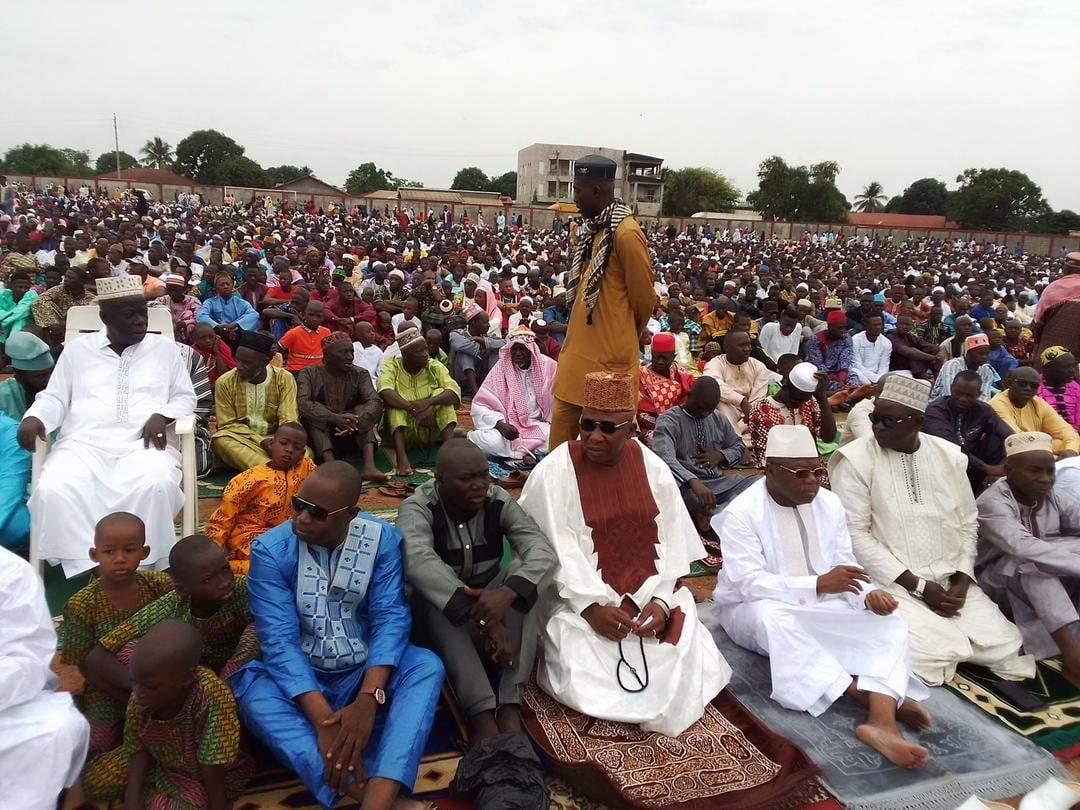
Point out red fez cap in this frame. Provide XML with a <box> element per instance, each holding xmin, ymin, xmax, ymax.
<box><xmin>826</xmin><ymin>311</ymin><xmax>848</xmax><ymax>327</ymax></box>
<box><xmin>652</xmin><ymin>332</ymin><xmax>677</xmax><ymax>353</ymax></box>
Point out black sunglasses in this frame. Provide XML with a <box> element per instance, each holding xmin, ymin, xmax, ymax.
<box><xmin>868</xmin><ymin>412</ymin><xmax>917</xmax><ymax>430</ymax></box>
<box><xmin>292</xmin><ymin>495</ymin><xmax>352</xmax><ymax>521</ymax></box>
<box><xmin>579</xmin><ymin>418</ymin><xmax>633</xmax><ymax>436</ymax></box>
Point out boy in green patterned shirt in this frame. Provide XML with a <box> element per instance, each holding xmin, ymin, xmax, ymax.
<box><xmin>83</xmin><ymin>534</ymin><xmax>253</xmax><ymax>706</ymax></box>
<box><xmin>83</xmin><ymin>619</ymin><xmax>253</xmax><ymax>808</ymax></box>
<box><xmin>60</xmin><ymin>513</ymin><xmax>173</xmax><ymax>754</ymax></box>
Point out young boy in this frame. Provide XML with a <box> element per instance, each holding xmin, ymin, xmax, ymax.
<box><xmin>191</xmin><ymin>322</ymin><xmax>236</xmax><ymax>385</ymax></box>
<box><xmin>82</xmin><ymin>620</ymin><xmax>254</xmax><ymax>808</ymax></box>
<box><xmin>60</xmin><ymin>513</ymin><xmax>174</xmax><ymax>754</ymax></box>
<box><xmin>205</xmin><ymin>423</ymin><xmax>316</xmax><ymax>574</ymax></box>
<box><xmin>82</xmin><ymin>535</ymin><xmax>252</xmax><ymax>703</ymax></box>
<box><xmin>279</xmin><ymin>299</ymin><xmax>331</xmax><ymax>373</ymax></box>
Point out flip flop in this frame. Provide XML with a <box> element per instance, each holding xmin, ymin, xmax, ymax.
<box><xmin>377</xmin><ymin>483</ymin><xmax>415</xmax><ymax>498</ymax></box>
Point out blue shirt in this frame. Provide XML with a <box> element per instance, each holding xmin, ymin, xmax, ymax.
<box><xmin>196</xmin><ymin>293</ymin><xmax>260</xmax><ymax>331</ymax></box>
<box><xmin>0</xmin><ymin>415</ymin><xmax>30</xmax><ymax>550</ymax></box>
<box><xmin>542</xmin><ymin>305</ymin><xmax>569</xmax><ymax>346</ymax></box>
<box><xmin>988</xmin><ymin>346</ymin><xmax>1019</xmax><ymax>378</ymax></box>
<box><xmin>240</xmin><ymin>518</ymin><xmax>411</xmax><ymax>699</ymax></box>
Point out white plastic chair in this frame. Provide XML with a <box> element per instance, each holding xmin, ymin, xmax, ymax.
<box><xmin>29</xmin><ymin>305</ymin><xmax>197</xmax><ymax>574</ymax></box>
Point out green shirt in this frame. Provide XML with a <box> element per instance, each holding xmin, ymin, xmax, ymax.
<box><xmin>0</xmin><ymin>379</ymin><xmax>27</xmax><ymax>421</ymax></box>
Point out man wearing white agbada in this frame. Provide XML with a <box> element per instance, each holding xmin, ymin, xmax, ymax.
<box><xmin>18</xmin><ymin>274</ymin><xmax>196</xmax><ymax>577</ymax></box>
<box><xmin>713</xmin><ymin>424</ymin><xmax>931</xmax><ymax>769</ymax></box>
<box><xmin>0</xmin><ymin>546</ymin><xmax>90</xmax><ymax>809</ymax></box>
<box><xmin>519</xmin><ymin>371</ymin><xmax>731</xmax><ymax>737</ymax></box>
<box><xmin>829</xmin><ymin>374</ymin><xmax>1035</xmax><ymax>686</ymax></box>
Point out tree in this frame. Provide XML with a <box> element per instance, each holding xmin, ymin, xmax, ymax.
<box><xmin>173</xmin><ymin>129</ymin><xmax>246</xmax><ymax>182</ymax></box>
<box><xmin>885</xmin><ymin>178</ymin><xmax>950</xmax><ymax>215</ymax></box>
<box><xmin>451</xmin><ymin>166</ymin><xmax>490</xmax><ymax>191</ymax></box>
<box><xmin>853</xmin><ymin>181</ymin><xmax>887</xmax><ymax>213</ymax></box>
<box><xmin>487</xmin><ymin>171</ymin><xmax>517</xmax><ymax>198</ymax></box>
<box><xmin>948</xmin><ymin>168</ymin><xmax>1049</xmax><ymax>231</ymax></box>
<box><xmin>746</xmin><ymin>156</ymin><xmax>849</xmax><ymax>222</ymax></box>
<box><xmin>660</xmin><ymin>167</ymin><xmax>740</xmax><ymax>216</ymax></box>
<box><xmin>0</xmin><ymin>143</ymin><xmax>93</xmax><ymax>176</ymax></box>
<box><xmin>63</xmin><ymin>149</ymin><xmax>93</xmax><ymax>176</ymax></box>
<box><xmin>215</xmin><ymin>155</ymin><xmax>271</xmax><ymax>188</ymax></box>
<box><xmin>94</xmin><ymin>151</ymin><xmax>140</xmax><ymax>175</ymax></box>
<box><xmin>344</xmin><ymin>162</ymin><xmax>394</xmax><ymax>195</ymax></box>
<box><xmin>1033</xmin><ymin>209</ymin><xmax>1080</xmax><ymax>235</ymax></box>
<box><xmin>141</xmin><ymin>137</ymin><xmax>174</xmax><ymax>169</ymax></box>
<box><xmin>265</xmin><ymin>165</ymin><xmax>312</xmax><ymax>186</ymax></box>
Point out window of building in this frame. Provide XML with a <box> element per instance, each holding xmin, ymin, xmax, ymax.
<box><xmin>547</xmin><ymin>180</ymin><xmax>557</xmax><ymax>198</ymax></box>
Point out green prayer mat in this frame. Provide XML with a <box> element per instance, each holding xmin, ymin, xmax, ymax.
<box><xmin>947</xmin><ymin>658</ymin><xmax>1080</xmax><ymax>757</ymax></box>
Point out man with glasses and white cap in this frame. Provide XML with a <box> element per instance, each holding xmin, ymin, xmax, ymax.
<box><xmin>976</xmin><ymin>432</ymin><xmax>1080</xmax><ymax>686</ymax></box>
<box><xmin>830</xmin><ymin>375</ymin><xmax>1034</xmax><ymax>686</ymax></box>
<box><xmin>520</xmin><ymin>371</ymin><xmax>731</xmax><ymax>736</ymax></box>
<box><xmin>17</xmin><ymin>274</ymin><xmax>196</xmax><ymax>577</ymax></box>
<box><xmin>713</xmin><ymin>424</ymin><xmax>931</xmax><ymax>769</ymax></box>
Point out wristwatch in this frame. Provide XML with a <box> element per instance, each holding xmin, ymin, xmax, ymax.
<box><xmin>911</xmin><ymin>578</ymin><xmax>926</xmax><ymax>600</ymax></box>
<box><xmin>359</xmin><ymin>685</ymin><xmax>387</xmax><ymax>705</ymax></box>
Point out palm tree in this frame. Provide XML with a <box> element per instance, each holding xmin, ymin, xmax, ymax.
<box><xmin>140</xmin><ymin>137</ymin><xmax>174</xmax><ymax>170</ymax></box>
<box><xmin>854</xmin><ymin>181</ymin><xmax>887</xmax><ymax>213</ymax></box>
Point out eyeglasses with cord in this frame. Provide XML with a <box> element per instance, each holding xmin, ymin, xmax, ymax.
<box><xmin>291</xmin><ymin>495</ymin><xmax>352</xmax><ymax>522</ymax></box>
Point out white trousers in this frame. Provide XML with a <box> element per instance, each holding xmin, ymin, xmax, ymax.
<box><xmin>0</xmin><ymin>690</ymin><xmax>89</xmax><ymax>810</ymax></box>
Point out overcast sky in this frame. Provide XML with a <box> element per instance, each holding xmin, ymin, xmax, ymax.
<box><xmin>5</xmin><ymin>1</ymin><xmax>1078</xmax><ymax>210</ymax></box>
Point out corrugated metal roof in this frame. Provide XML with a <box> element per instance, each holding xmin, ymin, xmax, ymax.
<box><xmin>93</xmin><ymin>167</ymin><xmax>194</xmax><ymax>186</ymax></box>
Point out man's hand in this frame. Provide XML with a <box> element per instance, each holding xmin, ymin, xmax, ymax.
<box><xmin>581</xmin><ymin>603</ymin><xmax>636</xmax><ymax>642</ymax></box>
<box><xmin>464</xmin><ymin>585</ymin><xmax>517</xmax><ymax>626</ymax></box>
<box><xmin>321</xmin><ymin>699</ymin><xmax>377</xmax><ymax>793</ymax></box>
<box><xmin>813</xmin><ymin>372</ymin><xmax>831</xmax><ymax>400</ymax></box>
<box><xmin>482</xmin><ymin>621</ymin><xmax>514</xmax><ymax>666</ymax></box>
<box><xmin>17</xmin><ymin>416</ymin><xmax>46</xmax><ymax>452</ymax></box>
<box><xmin>739</xmin><ymin>396</ymin><xmax>751</xmax><ymax>420</ymax></box>
<box><xmin>693</xmin><ymin>449</ymin><xmax>729</xmax><ymax>470</ymax></box>
<box><xmin>688</xmin><ymin>479</ymin><xmax>716</xmax><ymax>512</ymax></box>
<box><xmin>495</xmin><ymin>421</ymin><xmax>520</xmax><ymax>441</ymax></box>
<box><xmin>141</xmin><ymin>413</ymin><xmax>170</xmax><ymax>450</ymax></box>
<box><xmin>947</xmin><ymin>573</ymin><xmax>972</xmax><ymax>608</ymax></box>
<box><xmin>334</xmin><ymin>413</ymin><xmax>361</xmax><ymax>434</ymax></box>
<box><xmin>632</xmin><ymin>602</ymin><xmax>668</xmax><ymax>638</ymax></box>
<box><xmin>983</xmin><ymin>463</ymin><xmax>1006</xmax><ymax>478</ymax></box>
<box><xmin>865</xmin><ymin>590</ymin><xmax>898</xmax><ymax>615</ymax></box>
<box><xmin>922</xmin><ymin>581</ymin><xmax>964</xmax><ymax>617</ymax></box>
<box><xmin>816</xmin><ymin>565</ymin><xmax>871</xmax><ymax>596</ymax></box>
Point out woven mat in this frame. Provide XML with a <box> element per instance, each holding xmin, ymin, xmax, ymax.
<box><xmin>947</xmin><ymin>658</ymin><xmax>1080</xmax><ymax>759</ymax></box>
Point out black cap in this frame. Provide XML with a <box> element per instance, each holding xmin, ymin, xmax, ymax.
<box><xmin>573</xmin><ymin>154</ymin><xmax>617</xmax><ymax>181</ymax></box>
<box><xmin>236</xmin><ymin>329</ymin><xmax>275</xmax><ymax>356</ymax></box>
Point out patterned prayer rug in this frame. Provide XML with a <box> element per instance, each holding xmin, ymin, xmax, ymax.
<box><xmin>521</xmin><ymin>681</ymin><xmax>822</xmax><ymax>809</ymax></box>
<box><xmin>947</xmin><ymin>659</ymin><xmax>1080</xmax><ymax>758</ymax></box>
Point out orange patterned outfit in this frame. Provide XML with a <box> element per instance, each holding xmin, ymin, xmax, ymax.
<box><xmin>204</xmin><ymin>458</ymin><xmax>316</xmax><ymax>573</ymax></box>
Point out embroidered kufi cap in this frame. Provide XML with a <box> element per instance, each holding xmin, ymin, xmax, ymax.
<box><xmin>396</xmin><ymin>327</ymin><xmax>425</xmax><ymax>351</ymax></box>
<box><xmin>878</xmin><ymin>375</ymin><xmax>931</xmax><ymax>413</ymax></box>
<box><xmin>95</xmin><ymin>274</ymin><xmax>144</xmax><ymax>301</ymax></box>
<box><xmin>581</xmin><ymin>371</ymin><xmax>636</xmax><ymax>413</ymax></box>
<box><xmin>1005</xmin><ymin>432</ymin><xmax>1054</xmax><ymax>457</ymax></box>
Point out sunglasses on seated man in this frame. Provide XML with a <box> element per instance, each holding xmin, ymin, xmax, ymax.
<box><xmin>769</xmin><ymin>463</ymin><xmax>829</xmax><ymax>481</ymax></box>
<box><xmin>292</xmin><ymin>495</ymin><xmax>352</xmax><ymax>521</ymax></box>
<box><xmin>579</xmin><ymin>418</ymin><xmax>633</xmax><ymax>435</ymax></box>
<box><xmin>867</xmin><ymin>412</ymin><xmax>917</xmax><ymax>430</ymax></box>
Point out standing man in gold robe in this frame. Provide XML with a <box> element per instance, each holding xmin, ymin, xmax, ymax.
<box><xmin>550</xmin><ymin>155</ymin><xmax>655</xmax><ymax>449</ymax></box>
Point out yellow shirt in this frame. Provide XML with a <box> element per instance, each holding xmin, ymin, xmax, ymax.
<box><xmin>989</xmin><ymin>391</ymin><xmax>1080</xmax><ymax>455</ymax></box>
<box><xmin>553</xmin><ymin>217</ymin><xmax>655</xmax><ymax>405</ymax></box>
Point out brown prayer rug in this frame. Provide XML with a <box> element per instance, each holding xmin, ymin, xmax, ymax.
<box><xmin>521</xmin><ymin>681</ymin><xmax>822</xmax><ymax>809</ymax></box>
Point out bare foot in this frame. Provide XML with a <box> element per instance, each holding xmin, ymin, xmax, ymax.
<box><xmin>362</xmin><ymin>467</ymin><xmax>391</xmax><ymax>482</ymax></box>
<box><xmin>1060</xmin><ymin>664</ymin><xmax>1080</xmax><ymax>690</ymax></box>
<box><xmin>496</xmin><ymin>704</ymin><xmax>522</xmax><ymax>734</ymax></box>
<box><xmin>856</xmin><ymin>724</ymin><xmax>929</xmax><ymax>769</ymax></box>
<box><xmin>394</xmin><ymin>466</ymin><xmax>414</xmax><ymax>478</ymax></box>
<box><xmin>896</xmin><ymin>699</ymin><xmax>932</xmax><ymax>733</ymax></box>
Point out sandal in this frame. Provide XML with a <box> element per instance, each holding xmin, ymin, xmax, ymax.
<box><xmin>377</xmin><ymin>483</ymin><xmax>415</xmax><ymax>499</ymax></box>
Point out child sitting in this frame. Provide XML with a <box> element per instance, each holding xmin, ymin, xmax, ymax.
<box><xmin>60</xmin><ymin>512</ymin><xmax>173</xmax><ymax>754</ymax></box>
<box><xmin>279</xmin><ymin>300</ymin><xmax>331</xmax><ymax>373</ymax></box>
<box><xmin>191</xmin><ymin>322</ymin><xmax>236</xmax><ymax>384</ymax></box>
<box><xmin>82</xmin><ymin>620</ymin><xmax>254</xmax><ymax>808</ymax></box>
<box><xmin>82</xmin><ymin>535</ymin><xmax>252</xmax><ymax>704</ymax></box>
<box><xmin>205</xmin><ymin>422</ymin><xmax>316</xmax><ymax>574</ymax></box>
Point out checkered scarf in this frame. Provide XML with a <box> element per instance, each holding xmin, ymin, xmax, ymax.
<box><xmin>565</xmin><ymin>199</ymin><xmax>632</xmax><ymax>324</ymax></box>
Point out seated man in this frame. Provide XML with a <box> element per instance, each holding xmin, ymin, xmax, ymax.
<box><xmin>213</xmin><ymin>329</ymin><xmax>300</xmax><ymax>471</ymax></box>
<box><xmin>519</xmin><ymin>372</ymin><xmax>732</xmax><ymax>736</ymax></box>
<box><xmin>377</xmin><ymin>328</ymin><xmax>460</xmax><ymax>478</ymax></box>
<box><xmin>850</xmin><ymin>314</ymin><xmax>892</xmax><ymax>386</ymax></box>
<box><xmin>0</xmin><ymin>546</ymin><xmax>90</xmax><ymax>808</ymax></box>
<box><xmin>714</xmin><ymin>425</ymin><xmax>930</xmax><ymax>769</ymax></box>
<box><xmin>805</xmin><ymin>311</ymin><xmax>854</xmax><ymax>393</ymax></box>
<box><xmin>196</xmin><ymin>270</ymin><xmax>260</xmax><ymax>346</ymax></box>
<box><xmin>637</xmin><ymin>332</ymin><xmax>694</xmax><ymax>446</ymax></box>
<box><xmin>298</xmin><ymin>331</ymin><xmax>386</xmax><ymax>479</ymax></box>
<box><xmin>1038</xmin><ymin>347</ymin><xmax>1080</xmax><ymax>432</ymax></box>
<box><xmin>924</xmin><ymin>370</ymin><xmax>1014</xmax><ymax>492</ymax></box>
<box><xmin>830</xmin><ymin>375</ymin><xmax>1035</xmax><ymax>685</ymax></box>
<box><xmin>888</xmin><ymin>314</ymin><xmax>944</xmax><ymax>380</ymax></box>
<box><xmin>652</xmin><ymin>376</ymin><xmax>759</xmax><ymax>534</ymax></box>
<box><xmin>749</xmin><ymin>361</ymin><xmax>837</xmax><ymax>466</ymax></box>
<box><xmin>229</xmin><ymin>462</ymin><xmax>443</xmax><ymax>810</ymax></box>
<box><xmin>19</xmin><ymin>275</ymin><xmax>196</xmax><ymax>577</ymax></box>
<box><xmin>30</xmin><ymin>264</ymin><xmax>96</xmax><ymax>346</ymax></box>
<box><xmin>977</xmin><ymin>432</ymin><xmax>1080</xmax><ymax>685</ymax></box>
<box><xmin>398</xmin><ymin>440</ymin><xmax>555</xmax><ymax>743</ymax></box>
<box><xmin>0</xmin><ymin>329</ymin><xmax>53</xmax><ymax>421</ymax></box>
<box><xmin>702</xmin><ymin>329</ymin><xmax>770</xmax><ymax>448</ymax></box>
<box><xmin>205</xmin><ymin>423</ymin><xmax>316</xmax><ymax>574</ymax></box>
<box><xmin>468</xmin><ymin>326</ymin><xmax>557</xmax><ymax>460</ymax></box>
<box><xmin>990</xmin><ymin>366</ymin><xmax>1080</xmax><ymax>459</ymax></box>
<box><xmin>931</xmin><ymin>333</ymin><xmax>1001</xmax><ymax>401</ymax></box>
<box><xmin>449</xmin><ymin>303</ymin><xmax>504</xmax><ymax>395</ymax></box>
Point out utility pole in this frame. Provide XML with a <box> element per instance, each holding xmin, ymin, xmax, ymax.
<box><xmin>113</xmin><ymin>113</ymin><xmax>121</xmax><ymax>178</ymax></box>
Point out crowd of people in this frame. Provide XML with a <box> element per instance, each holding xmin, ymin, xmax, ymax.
<box><xmin>1</xmin><ymin>159</ymin><xmax>1080</xmax><ymax>809</ymax></box>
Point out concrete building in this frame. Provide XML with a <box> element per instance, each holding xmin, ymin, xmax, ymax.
<box><xmin>516</xmin><ymin>143</ymin><xmax>664</xmax><ymax>216</ymax></box>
